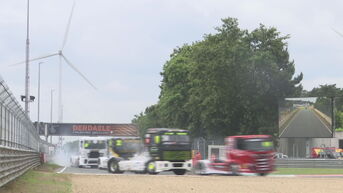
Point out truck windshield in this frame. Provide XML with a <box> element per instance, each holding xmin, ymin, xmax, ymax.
<box><xmin>118</xmin><ymin>141</ymin><xmax>141</xmax><ymax>153</ymax></box>
<box><xmin>237</xmin><ymin>138</ymin><xmax>273</xmax><ymax>151</ymax></box>
<box><xmin>162</xmin><ymin>133</ymin><xmax>190</xmax><ymax>143</ymax></box>
<box><xmin>83</xmin><ymin>140</ymin><xmax>106</xmax><ymax>149</ymax></box>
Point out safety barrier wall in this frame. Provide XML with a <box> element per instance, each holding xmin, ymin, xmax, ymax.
<box><xmin>0</xmin><ymin>146</ymin><xmax>40</xmax><ymax>187</ymax></box>
<box><xmin>275</xmin><ymin>159</ymin><xmax>343</xmax><ymax>168</ymax></box>
<box><xmin>0</xmin><ymin>76</ymin><xmax>42</xmax><ymax>187</ymax></box>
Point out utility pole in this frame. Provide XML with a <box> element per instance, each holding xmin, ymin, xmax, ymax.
<box><xmin>50</xmin><ymin>89</ymin><xmax>54</xmax><ymax>124</ymax></box>
<box><xmin>50</xmin><ymin>89</ymin><xmax>54</xmax><ymax>143</ymax></box>
<box><xmin>24</xmin><ymin>0</ymin><xmax>30</xmax><ymax>116</ymax></box>
<box><xmin>37</xmin><ymin>62</ymin><xmax>43</xmax><ymax>133</ymax></box>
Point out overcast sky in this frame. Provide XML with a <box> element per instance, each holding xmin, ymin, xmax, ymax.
<box><xmin>1</xmin><ymin>0</ymin><xmax>343</xmax><ymax>124</ymax></box>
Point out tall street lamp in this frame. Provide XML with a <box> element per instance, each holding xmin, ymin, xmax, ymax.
<box><xmin>37</xmin><ymin>62</ymin><xmax>44</xmax><ymax>133</ymax></box>
<box><xmin>49</xmin><ymin>89</ymin><xmax>54</xmax><ymax>143</ymax></box>
<box><xmin>50</xmin><ymin>89</ymin><xmax>54</xmax><ymax>123</ymax></box>
<box><xmin>24</xmin><ymin>0</ymin><xmax>31</xmax><ymax>116</ymax></box>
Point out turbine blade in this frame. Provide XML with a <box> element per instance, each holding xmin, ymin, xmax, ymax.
<box><xmin>9</xmin><ymin>53</ymin><xmax>59</xmax><ymax>66</ymax></box>
<box><xmin>332</xmin><ymin>27</ymin><xmax>343</xmax><ymax>38</ymax></box>
<box><xmin>61</xmin><ymin>55</ymin><xmax>97</xmax><ymax>90</ymax></box>
<box><xmin>61</xmin><ymin>1</ymin><xmax>76</xmax><ymax>50</ymax></box>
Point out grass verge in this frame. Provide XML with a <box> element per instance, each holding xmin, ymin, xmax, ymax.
<box><xmin>273</xmin><ymin>168</ymin><xmax>343</xmax><ymax>175</ymax></box>
<box><xmin>0</xmin><ymin>163</ymin><xmax>71</xmax><ymax>193</ymax></box>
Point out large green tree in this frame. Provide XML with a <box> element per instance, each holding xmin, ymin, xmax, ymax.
<box><xmin>133</xmin><ymin>18</ymin><xmax>303</xmax><ymax>138</ymax></box>
<box><xmin>306</xmin><ymin>84</ymin><xmax>343</xmax><ymax>129</ymax></box>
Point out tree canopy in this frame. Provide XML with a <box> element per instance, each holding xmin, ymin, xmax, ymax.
<box><xmin>133</xmin><ymin>18</ymin><xmax>303</xmax><ymax>138</ymax></box>
<box><xmin>306</xmin><ymin>84</ymin><xmax>343</xmax><ymax>129</ymax></box>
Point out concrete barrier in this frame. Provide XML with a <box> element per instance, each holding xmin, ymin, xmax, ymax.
<box><xmin>275</xmin><ymin>159</ymin><xmax>343</xmax><ymax>168</ymax></box>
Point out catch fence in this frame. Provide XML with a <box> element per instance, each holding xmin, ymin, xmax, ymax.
<box><xmin>0</xmin><ymin>76</ymin><xmax>47</xmax><ymax>187</ymax></box>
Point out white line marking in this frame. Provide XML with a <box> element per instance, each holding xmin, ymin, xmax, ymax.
<box><xmin>311</xmin><ymin>110</ymin><xmax>332</xmax><ymax>134</ymax></box>
<box><xmin>57</xmin><ymin>166</ymin><xmax>67</xmax><ymax>174</ymax></box>
<box><xmin>69</xmin><ymin>173</ymin><xmax>113</xmax><ymax>176</ymax></box>
<box><xmin>280</xmin><ymin>110</ymin><xmax>301</xmax><ymax>137</ymax></box>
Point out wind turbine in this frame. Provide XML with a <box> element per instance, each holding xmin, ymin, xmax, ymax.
<box><xmin>332</xmin><ymin>28</ymin><xmax>343</xmax><ymax>38</ymax></box>
<box><xmin>12</xmin><ymin>2</ymin><xmax>96</xmax><ymax>123</ymax></box>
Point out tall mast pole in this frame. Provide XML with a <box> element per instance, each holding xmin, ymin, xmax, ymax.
<box><xmin>24</xmin><ymin>0</ymin><xmax>30</xmax><ymax>116</ymax></box>
<box><xmin>58</xmin><ymin>54</ymin><xmax>63</xmax><ymax>123</ymax></box>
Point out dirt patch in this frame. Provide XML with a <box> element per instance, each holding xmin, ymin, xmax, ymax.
<box><xmin>71</xmin><ymin>174</ymin><xmax>342</xmax><ymax>193</ymax></box>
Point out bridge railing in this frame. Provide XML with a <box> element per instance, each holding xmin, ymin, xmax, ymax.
<box><xmin>0</xmin><ymin>76</ymin><xmax>42</xmax><ymax>187</ymax></box>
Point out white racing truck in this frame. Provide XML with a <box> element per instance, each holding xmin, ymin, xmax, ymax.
<box><xmin>71</xmin><ymin>137</ymin><xmax>108</xmax><ymax>168</ymax></box>
<box><xmin>98</xmin><ymin>137</ymin><xmax>142</xmax><ymax>169</ymax></box>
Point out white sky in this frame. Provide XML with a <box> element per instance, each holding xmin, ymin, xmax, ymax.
<box><xmin>1</xmin><ymin>0</ymin><xmax>343</xmax><ymax>124</ymax></box>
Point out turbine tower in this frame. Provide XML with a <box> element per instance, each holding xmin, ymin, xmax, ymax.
<box><xmin>12</xmin><ymin>2</ymin><xmax>96</xmax><ymax>122</ymax></box>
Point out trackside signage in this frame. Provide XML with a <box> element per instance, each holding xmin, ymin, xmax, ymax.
<box><xmin>36</xmin><ymin>122</ymin><xmax>139</xmax><ymax>136</ymax></box>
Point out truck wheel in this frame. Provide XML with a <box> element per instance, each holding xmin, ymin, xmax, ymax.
<box><xmin>258</xmin><ymin>173</ymin><xmax>268</xmax><ymax>176</ymax></box>
<box><xmin>230</xmin><ymin>164</ymin><xmax>240</xmax><ymax>176</ymax></box>
<box><xmin>146</xmin><ymin>161</ymin><xmax>158</xmax><ymax>175</ymax></box>
<box><xmin>108</xmin><ymin>159</ymin><xmax>123</xmax><ymax>174</ymax></box>
<box><xmin>173</xmin><ymin>169</ymin><xmax>186</xmax><ymax>175</ymax></box>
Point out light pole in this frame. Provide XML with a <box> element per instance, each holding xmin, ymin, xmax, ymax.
<box><xmin>50</xmin><ymin>89</ymin><xmax>54</xmax><ymax>143</ymax></box>
<box><xmin>37</xmin><ymin>62</ymin><xmax>43</xmax><ymax>133</ymax></box>
<box><xmin>24</xmin><ymin>0</ymin><xmax>31</xmax><ymax>116</ymax></box>
<box><xmin>50</xmin><ymin>89</ymin><xmax>55</xmax><ymax>123</ymax></box>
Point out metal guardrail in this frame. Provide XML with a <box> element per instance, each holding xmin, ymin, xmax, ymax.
<box><xmin>0</xmin><ymin>146</ymin><xmax>40</xmax><ymax>187</ymax></box>
<box><xmin>0</xmin><ymin>75</ymin><xmax>44</xmax><ymax>187</ymax></box>
<box><xmin>275</xmin><ymin>159</ymin><xmax>343</xmax><ymax>168</ymax></box>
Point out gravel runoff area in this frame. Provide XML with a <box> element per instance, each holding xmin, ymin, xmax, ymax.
<box><xmin>71</xmin><ymin>174</ymin><xmax>342</xmax><ymax>193</ymax></box>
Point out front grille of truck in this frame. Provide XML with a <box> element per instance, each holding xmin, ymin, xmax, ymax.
<box><xmin>88</xmin><ymin>151</ymin><xmax>100</xmax><ymax>158</ymax></box>
<box><xmin>254</xmin><ymin>154</ymin><xmax>270</xmax><ymax>171</ymax></box>
<box><xmin>88</xmin><ymin>160</ymin><xmax>98</xmax><ymax>164</ymax></box>
<box><xmin>163</xmin><ymin>151</ymin><xmax>191</xmax><ymax>161</ymax></box>
<box><xmin>172</xmin><ymin>163</ymin><xmax>183</xmax><ymax>167</ymax></box>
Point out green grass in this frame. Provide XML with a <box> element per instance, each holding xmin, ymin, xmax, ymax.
<box><xmin>35</xmin><ymin>162</ymin><xmax>63</xmax><ymax>172</ymax></box>
<box><xmin>0</xmin><ymin>164</ymin><xmax>71</xmax><ymax>193</ymax></box>
<box><xmin>273</xmin><ymin>168</ymin><xmax>343</xmax><ymax>175</ymax></box>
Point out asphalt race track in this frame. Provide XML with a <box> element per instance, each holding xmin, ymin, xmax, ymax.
<box><xmin>280</xmin><ymin>108</ymin><xmax>332</xmax><ymax>138</ymax></box>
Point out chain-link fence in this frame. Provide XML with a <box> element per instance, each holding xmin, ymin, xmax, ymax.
<box><xmin>192</xmin><ymin>137</ymin><xmax>224</xmax><ymax>159</ymax></box>
<box><xmin>0</xmin><ymin>76</ymin><xmax>42</xmax><ymax>187</ymax></box>
<box><xmin>0</xmin><ymin>77</ymin><xmax>39</xmax><ymax>151</ymax></box>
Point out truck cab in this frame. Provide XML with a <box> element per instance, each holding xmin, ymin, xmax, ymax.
<box><xmin>144</xmin><ymin>128</ymin><xmax>192</xmax><ymax>175</ymax></box>
<box><xmin>106</xmin><ymin>128</ymin><xmax>192</xmax><ymax>175</ymax></box>
<box><xmin>98</xmin><ymin>137</ymin><xmax>141</xmax><ymax>169</ymax></box>
<box><xmin>71</xmin><ymin>137</ymin><xmax>108</xmax><ymax>168</ymax></box>
<box><xmin>194</xmin><ymin>135</ymin><xmax>275</xmax><ymax>176</ymax></box>
<box><xmin>226</xmin><ymin>135</ymin><xmax>275</xmax><ymax>175</ymax></box>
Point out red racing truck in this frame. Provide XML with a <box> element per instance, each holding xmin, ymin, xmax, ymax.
<box><xmin>194</xmin><ymin>135</ymin><xmax>275</xmax><ymax>176</ymax></box>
